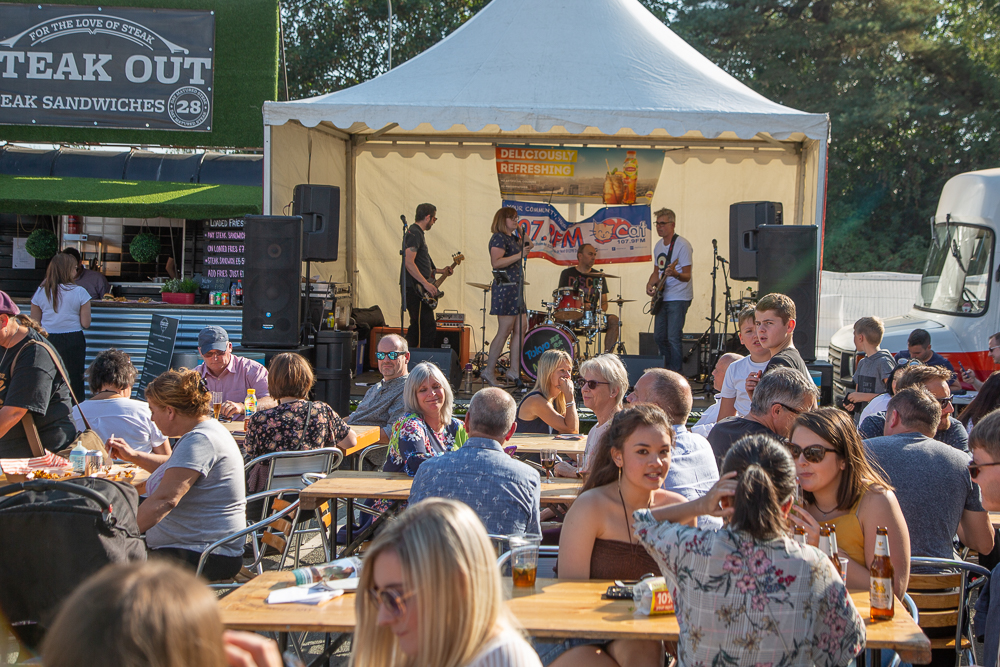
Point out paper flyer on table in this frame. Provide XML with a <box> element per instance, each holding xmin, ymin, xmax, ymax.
<box><xmin>266</xmin><ymin>578</ymin><xmax>358</xmax><ymax>605</ymax></box>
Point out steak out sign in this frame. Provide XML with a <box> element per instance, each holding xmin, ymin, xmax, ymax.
<box><xmin>0</xmin><ymin>4</ymin><xmax>215</xmax><ymax>131</ymax></box>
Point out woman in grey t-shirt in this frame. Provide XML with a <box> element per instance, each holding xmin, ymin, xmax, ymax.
<box><xmin>108</xmin><ymin>368</ymin><xmax>246</xmax><ymax>581</ymax></box>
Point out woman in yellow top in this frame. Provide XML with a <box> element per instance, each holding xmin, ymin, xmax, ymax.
<box><xmin>787</xmin><ymin>407</ymin><xmax>911</xmax><ymax>598</ymax></box>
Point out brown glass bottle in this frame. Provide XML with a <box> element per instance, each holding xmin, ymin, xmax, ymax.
<box><xmin>870</xmin><ymin>526</ymin><xmax>895</xmax><ymax>620</ymax></box>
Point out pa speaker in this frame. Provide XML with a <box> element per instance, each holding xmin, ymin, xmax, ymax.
<box><xmin>293</xmin><ymin>184</ymin><xmax>340</xmax><ymax>262</ymax></box>
<box><xmin>758</xmin><ymin>225</ymin><xmax>818</xmax><ymax>362</ymax></box>
<box><xmin>409</xmin><ymin>348</ymin><xmax>462</xmax><ymax>388</ymax></box>
<box><xmin>729</xmin><ymin>201</ymin><xmax>783</xmax><ymax>280</ymax></box>
<box><xmin>619</xmin><ymin>355</ymin><xmax>666</xmax><ymax>390</ymax></box>
<box><xmin>242</xmin><ymin>215</ymin><xmax>303</xmax><ymax>348</ymax></box>
<box><xmin>639</xmin><ymin>332</ymin><xmax>658</xmax><ymax>357</ymax></box>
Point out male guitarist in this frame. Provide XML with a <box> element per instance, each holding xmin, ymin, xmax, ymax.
<box><xmin>403</xmin><ymin>203</ymin><xmax>453</xmax><ymax>348</ymax></box>
<box><xmin>645</xmin><ymin>208</ymin><xmax>693</xmax><ymax>372</ymax></box>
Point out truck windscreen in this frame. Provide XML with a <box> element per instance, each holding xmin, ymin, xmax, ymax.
<box><xmin>917</xmin><ymin>223</ymin><xmax>993</xmax><ymax>315</ymax></box>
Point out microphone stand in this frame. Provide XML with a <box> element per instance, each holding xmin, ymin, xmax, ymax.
<box><xmin>399</xmin><ymin>215</ymin><xmax>408</xmax><ymax>334</ymax></box>
<box><xmin>513</xmin><ymin>225</ymin><xmax>528</xmax><ymax>389</ymax></box>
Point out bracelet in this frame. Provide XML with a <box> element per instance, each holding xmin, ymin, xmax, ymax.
<box><xmin>567</xmin><ymin>401</ymin><xmax>577</xmax><ymax>408</ymax></box>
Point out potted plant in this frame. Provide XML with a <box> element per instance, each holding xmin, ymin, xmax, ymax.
<box><xmin>160</xmin><ymin>278</ymin><xmax>198</xmax><ymax>305</ymax></box>
<box><xmin>25</xmin><ymin>229</ymin><xmax>59</xmax><ymax>260</ymax></box>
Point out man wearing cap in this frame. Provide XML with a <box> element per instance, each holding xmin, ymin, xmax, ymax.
<box><xmin>195</xmin><ymin>326</ymin><xmax>274</xmax><ymax>420</ymax></box>
<box><xmin>0</xmin><ymin>291</ymin><xmax>78</xmax><ymax>457</ymax></box>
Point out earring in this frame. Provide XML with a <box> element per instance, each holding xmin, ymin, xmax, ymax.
<box><xmin>617</xmin><ymin>465</ymin><xmax>622</xmax><ymax>482</ymax></box>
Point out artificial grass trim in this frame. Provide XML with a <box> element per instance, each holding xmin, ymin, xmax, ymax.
<box><xmin>0</xmin><ymin>174</ymin><xmax>262</xmax><ymax>219</ymax></box>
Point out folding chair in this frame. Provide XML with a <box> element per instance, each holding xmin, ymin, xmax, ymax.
<box><xmin>907</xmin><ymin>556</ymin><xmax>990</xmax><ymax>667</ymax></box>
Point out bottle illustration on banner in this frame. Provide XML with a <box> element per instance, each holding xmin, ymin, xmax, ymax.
<box><xmin>623</xmin><ymin>150</ymin><xmax>638</xmax><ymax>205</ymax></box>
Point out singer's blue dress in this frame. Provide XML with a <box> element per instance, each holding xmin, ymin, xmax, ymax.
<box><xmin>489</xmin><ymin>232</ymin><xmax>524</xmax><ymax>316</ymax></box>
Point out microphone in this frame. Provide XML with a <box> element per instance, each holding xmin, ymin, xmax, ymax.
<box><xmin>712</xmin><ymin>238</ymin><xmax>718</xmax><ymax>251</ymax></box>
<box><xmin>718</xmin><ymin>256</ymin><xmax>729</xmax><ymax>264</ymax></box>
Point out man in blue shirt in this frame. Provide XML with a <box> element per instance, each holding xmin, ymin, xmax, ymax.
<box><xmin>410</xmin><ymin>387</ymin><xmax>541</xmax><ymax>537</ymax></box>
<box><xmin>897</xmin><ymin>328</ymin><xmax>961</xmax><ymax>392</ymax></box>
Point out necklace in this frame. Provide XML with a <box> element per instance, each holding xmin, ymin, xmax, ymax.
<box><xmin>813</xmin><ymin>499</ymin><xmax>839</xmax><ymax>517</ymax></box>
<box><xmin>617</xmin><ymin>479</ymin><xmax>652</xmax><ymax>553</ymax></box>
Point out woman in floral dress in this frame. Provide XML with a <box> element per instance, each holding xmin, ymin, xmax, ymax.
<box><xmin>634</xmin><ymin>433</ymin><xmax>866</xmax><ymax>667</ymax></box>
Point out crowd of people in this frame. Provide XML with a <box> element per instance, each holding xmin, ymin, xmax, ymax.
<box><xmin>7</xmin><ymin>268</ymin><xmax>1000</xmax><ymax>667</ymax></box>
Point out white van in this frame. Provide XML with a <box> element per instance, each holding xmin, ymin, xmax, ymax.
<box><xmin>829</xmin><ymin>168</ymin><xmax>1000</xmax><ymax>400</ymax></box>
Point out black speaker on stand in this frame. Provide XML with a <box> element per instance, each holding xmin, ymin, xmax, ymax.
<box><xmin>729</xmin><ymin>201</ymin><xmax>783</xmax><ymax>280</ymax></box>
<box><xmin>294</xmin><ymin>184</ymin><xmax>340</xmax><ymax>262</ymax></box>
<box><xmin>758</xmin><ymin>225</ymin><xmax>818</xmax><ymax>362</ymax></box>
<box><xmin>242</xmin><ymin>215</ymin><xmax>303</xmax><ymax>348</ymax></box>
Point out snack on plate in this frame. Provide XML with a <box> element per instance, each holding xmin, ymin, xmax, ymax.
<box><xmin>632</xmin><ymin>577</ymin><xmax>675</xmax><ymax>615</ymax></box>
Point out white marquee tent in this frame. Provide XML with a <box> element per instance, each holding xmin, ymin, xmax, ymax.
<box><xmin>262</xmin><ymin>0</ymin><xmax>830</xmax><ymax>358</ymax></box>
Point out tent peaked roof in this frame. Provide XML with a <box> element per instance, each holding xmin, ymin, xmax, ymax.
<box><xmin>264</xmin><ymin>0</ymin><xmax>829</xmax><ymax>141</ymax></box>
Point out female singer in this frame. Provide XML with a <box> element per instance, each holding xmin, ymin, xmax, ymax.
<box><xmin>483</xmin><ymin>207</ymin><xmax>533</xmax><ymax>387</ymax></box>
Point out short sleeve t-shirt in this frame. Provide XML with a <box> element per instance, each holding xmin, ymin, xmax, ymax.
<box><xmin>30</xmin><ymin>285</ymin><xmax>91</xmax><ymax>333</ymax></box>
<box><xmin>853</xmin><ymin>350</ymin><xmax>896</xmax><ymax>395</ymax></box>
<box><xmin>144</xmin><ymin>420</ymin><xmax>247</xmax><ymax>556</ymax></box>
<box><xmin>720</xmin><ymin>355</ymin><xmax>769</xmax><ymax>416</ymax></box>
<box><xmin>72</xmin><ymin>397</ymin><xmax>167</xmax><ymax>453</ymax></box>
<box><xmin>558</xmin><ymin>266</ymin><xmax>609</xmax><ymax>306</ymax></box>
<box><xmin>765</xmin><ymin>347</ymin><xmax>812</xmax><ymax>383</ymax></box>
<box><xmin>74</xmin><ymin>268</ymin><xmax>110</xmax><ymax>301</ymax></box>
<box><xmin>0</xmin><ymin>330</ymin><xmax>77</xmax><ymax>457</ymax></box>
<box><xmin>653</xmin><ymin>235</ymin><xmax>694</xmax><ymax>301</ymax></box>
<box><xmin>402</xmin><ymin>224</ymin><xmax>433</xmax><ymax>291</ymax></box>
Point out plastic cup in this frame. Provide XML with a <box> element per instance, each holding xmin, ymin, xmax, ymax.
<box><xmin>509</xmin><ymin>535</ymin><xmax>541</xmax><ymax>588</ymax></box>
<box><xmin>838</xmin><ymin>556</ymin><xmax>850</xmax><ymax>580</ymax></box>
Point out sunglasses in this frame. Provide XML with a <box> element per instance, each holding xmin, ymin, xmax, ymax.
<box><xmin>775</xmin><ymin>402</ymin><xmax>807</xmax><ymax>416</ymax></box>
<box><xmin>969</xmin><ymin>461</ymin><xmax>1000</xmax><ymax>480</ymax></box>
<box><xmin>202</xmin><ymin>350</ymin><xmax>227</xmax><ymax>359</ymax></box>
<box><xmin>366</xmin><ymin>586</ymin><xmax>415</xmax><ymax>618</ymax></box>
<box><xmin>936</xmin><ymin>396</ymin><xmax>953</xmax><ymax>407</ymax></box>
<box><xmin>578</xmin><ymin>379</ymin><xmax>611</xmax><ymax>390</ymax></box>
<box><xmin>787</xmin><ymin>443</ymin><xmax>838</xmax><ymax>463</ymax></box>
<box><xmin>376</xmin><ymin>351</ymin><xmax>405</xmax><ymax>360</ymax></box>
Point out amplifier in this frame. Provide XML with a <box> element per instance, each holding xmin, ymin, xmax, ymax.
<box><xmin>369</xmin><ymin>326</ymin><xmax>471</xmax><ymax>368</ymax></box>
<box><xmin>436</xmin><ymin>311</ymin><xmax>466</xmax><ymax>325</ymax></box>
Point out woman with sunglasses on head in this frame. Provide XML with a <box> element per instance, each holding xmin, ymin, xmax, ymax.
<box><xmin>353</xmin><ymin>498</ymin><xmax>541</xmax><ymax>667</ymax></box>
<box><xmin>107</xmin><ymin>368</ymin><xmax>246</xmax><ymax>582</ymax></box>
<box><xmin>788</xmin><ymin>407</ymin><xmax>910</xmax><ymax>597</ymax></box>
<box><xmin>516</xmin><ymin>349</ymin><xmax>578</xmax><ymax>435</ymax></box>
<box><xmin>555</xmin><ymin>354</ymin><xmax>628</xmax><ymax>478</ymax></box>
<box><xmin>545</xmin><ymin>404</ymin><xmax>688</xmax><ymax>667</ymax></box>
<box><xmin>482</xmin><ymin>206</ymin><xmax>534</xmax><ymax>388</ymax></box>
<box><xmin>634</xmin><ymin>434</ymin><xmax>866</xmax><ymax>667</ymax></box>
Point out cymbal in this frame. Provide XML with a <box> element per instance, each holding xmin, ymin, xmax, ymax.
<box><xmin>607</xmin><ymin>298</ymin><xmax>636</xmax><ymax>305</ymax></box>
<box><xmin>467</xmin><ymin>282</ymin><xmax>492</xmax><ymax>291</ymax></box>
<box><xmin>586</xmin><ymin>272</ymin><xmax>619</xmax><ymax>279</ymax></box>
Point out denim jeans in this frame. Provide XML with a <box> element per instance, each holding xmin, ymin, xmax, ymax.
<box><xmin>654</xmin><ymin>299</ymin><xmax>691</xmax><ymax>372</ymax></box>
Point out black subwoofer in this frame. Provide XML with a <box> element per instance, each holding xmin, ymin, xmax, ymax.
<box><xmin>758</xmin><ymin>225</ymin><xmax>818</xmax><ymax>362</ymax></box>
<box><xmin>242</xmin><ymin>215</ymin><xmax>303</xmax><ymax>348</ymax></box>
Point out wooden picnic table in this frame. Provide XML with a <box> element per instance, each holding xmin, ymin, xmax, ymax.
<box><xmin>221</xmin><ymin>421</ymin><xmax>380</xmax><ymax>457</ymax></box>
<box><xmin>507</xmin><ymin>433</ymin><xmax>587</xmax><ymax>457</ymax></box>
<box><xmin>218</xmin><ymin>573</ymin><xmax>930</xmax><ymax>664</ymax></box>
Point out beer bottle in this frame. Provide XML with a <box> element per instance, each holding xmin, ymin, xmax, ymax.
<box><xmin>818</xmin><ymin>524</ymin><xmax>841</xmax><ymax>577</ymax></box>
<box><xmin>870</xmin><ymin>526</ymin><xmax>895</xmax><ymax>620</ymax></box>
<box><xmin>828</xmin><ymin>524</ymin><xmax>842</xmax><ymax>575</ymax></box>
<box><xmin>793</xmin><ymin>525</ymin><xmax>807</xmax><ymax>545</ymax></box>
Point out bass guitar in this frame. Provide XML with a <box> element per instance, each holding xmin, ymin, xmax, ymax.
<box><xmin>416</xmin><ymin>252</ymin><xmax>465</xmax><ymax>309</ymax></box>
<box><xmin>649</xmin><ymin>259</ymin><xmax>679</xmax><ymax>316</ymax></box>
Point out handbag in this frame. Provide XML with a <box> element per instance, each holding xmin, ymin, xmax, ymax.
<box><xmin>10</xmin><ymin>339</ymin><xmax>107</xmax><ymax>459</ymax></box>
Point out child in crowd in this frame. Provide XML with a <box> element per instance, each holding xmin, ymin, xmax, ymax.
<box><xmin>718</xmin><ymin>304</ymin><xmax>771</xmax><ymax>421</ymax></box>
<box><xmin>746</xmin><ymin>293</ymin><xmax>811</xmax><ymax>398</ymax></box>
<box><xmin>846</xmin><ymin>316</ymin><xmax>896</xmax><ymax>416</ymax></box>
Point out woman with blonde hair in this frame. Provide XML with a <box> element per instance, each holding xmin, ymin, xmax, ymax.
<box><xmin>381</xmin><ymin>362</ymin><xmax>467</xmax><ymax>476</ymax></box>
<box><xmin>41</xmin><ymin>561</ymin><xmax>282</xmax><ymax>667</ymax></box>
<box><xmin>516</xmin><ymin>349</ymin><xmax>578</xmax><ymax>434</ymax></box>
<box><xmin>788</xmin><ymin>406</ymin><xmax>910</xmax><ymax>597</ymax></box>
<box><xmin>482</xmin><ymin>206</ymin><xmax>534</xmax><ymax>387</ymax></box>
<box><xmin>30</xmin><ymin>251</ymin><xmax>91</xmax><ymax>399</ymax></box>
<box><xmin>352</xmin><ymin>498</ymin><xmax>540</xmax><ymax>667</ymax></box>
<box><xmin>559</xmin><ymin>354</ymin><xmax>628</xmax><ymax>477</ymax></box>
<box><xmin>107</xmin><ymin>369</ymin><xmax>246</xmax><ymax>581</ymax></box>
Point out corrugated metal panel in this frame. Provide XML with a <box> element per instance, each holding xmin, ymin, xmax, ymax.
<box><xmin>84</xmin><ymin>306</ymin><xmax>249</xmax><ymax>383</ymax></box>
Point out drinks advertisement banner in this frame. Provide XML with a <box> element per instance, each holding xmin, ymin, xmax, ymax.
<box><xmin>496</xmin><ymin>146</ymin><xmax>664</xmax><ymax>205</ymax></box>
<box><xmin>0</xmin><ymin>4</ymin><xmax>215</xmax><ymax>131</ymax></box>
<box><xmin>505</xmin><ymin>200</ymin><xmax>652</xmax><ymax>266</ymax></box>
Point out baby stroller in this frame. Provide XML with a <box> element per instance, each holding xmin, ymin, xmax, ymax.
<box><xmin>0</xmin><ymin>477</ymin><xmax>146</xmax><ymax>649</ymax></box>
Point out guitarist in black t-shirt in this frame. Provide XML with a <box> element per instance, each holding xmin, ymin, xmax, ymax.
<box><xmin>401</xmin><ymin>203</ymin><xmax>454</xmax><ymax>348</ymax></box>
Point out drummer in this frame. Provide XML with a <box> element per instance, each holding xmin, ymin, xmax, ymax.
<box><xmin>557</xmin><ymin>244</ymin><xmax>619</xmax><ymax>353</ymax></box>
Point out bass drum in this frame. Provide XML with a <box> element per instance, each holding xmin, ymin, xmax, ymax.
<box><xmin>526</xmin><ymin>309</ymin><xmax>549</xmax><ymax>329</ymax></box>
<box><xmin>520</xmin><ymin>324</ymin><xmax>578</xmax><ymax>381</ymax></box>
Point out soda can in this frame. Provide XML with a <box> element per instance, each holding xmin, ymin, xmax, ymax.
<box><xmin>221</xmin><ymin>292</ymin><xmax>229</xmax><ymax>306</ymax></box>
<box><xmin>209</xmin><ymin>291</ymin><xmax>216</xmax><ymax>305</ymax></box>
<box><xmin>212</xmin><ymin>292</ymin><xmax>220</xmax><ymax>305</ymax></box>
<box><xmin>85</xmin><ymin>450</ymin><xmax>102</xmax><ymax>475</ymax></box>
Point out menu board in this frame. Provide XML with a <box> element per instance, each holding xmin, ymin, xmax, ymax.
<box><xmin>138</xmin><ymin>315</ymin><xmax>180</xmax><ymax>393</ymax></box>
<box><xmin>203</xmin><ymin>218</ymin><xmax>246</xmax><ymax>292</ymax></box>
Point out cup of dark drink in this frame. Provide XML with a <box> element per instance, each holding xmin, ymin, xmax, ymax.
<box><xmin>509</xmin><ymin>534</ymin><xmax>541</xmax><ymax>588</ymax></box>
<box><xmin>540</xmin><ymin>449</ymin><xmax>557</xmax><ymax>484</ymax></box>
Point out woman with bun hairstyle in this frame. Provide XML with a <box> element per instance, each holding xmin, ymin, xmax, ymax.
<box><xmin>634</xmin><ymin>434</ymin><xmax>866</xmax><ymax>667</ymax></box>
<box><xmin>107</xmin><ymin>368</ymin><xmax>246</xmax><ymax>581</ymax></box>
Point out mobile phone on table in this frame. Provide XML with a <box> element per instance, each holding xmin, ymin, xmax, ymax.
<box><xmin>603</xmin><ymin>585</ymin><xmax>633</xmax><ymax>600</ymax></box>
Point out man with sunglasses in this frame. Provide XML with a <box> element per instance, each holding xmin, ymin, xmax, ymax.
<box><xmin>195</xmin><ymin>326</ymin><xmax>274</xmax><ymax>420</ymax></box>
<box><xmin>707</xmin><ymin>367</ymin><xmax>818</xmax><ymax>467</ymax></box>
<box><xmin>859</xmin><ymin>364</ymin><xmax>969</xmax><ymax>452</ymax></box>
<box><xmin>864</xmin><ymin>386</ymin><xmax>993</xmax><ymax>560</ymax></box>
<box><xmin>347</xmin><ymin>334</ymin><xmax>410</xmax><ymax>442</ymax></box>
<box><xmin>961</xmin><ymin>332</ymin><xmax>1000</xmax><ymax>390</ymax></box>
<box><xmin>967</xmin><ymin>410</ymin><xmax>1000</xmax><ymax>667</ymax></box>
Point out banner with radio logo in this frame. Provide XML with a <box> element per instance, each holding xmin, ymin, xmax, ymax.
<box><xmin>0</xmin><ymin>4</ymin><xmax>215</xmax><ymax>131</ymax></box>
<box><xmin>504</xmin><ymin>200</ymin><xmax>652</xmax><ymax>266</ymax></box>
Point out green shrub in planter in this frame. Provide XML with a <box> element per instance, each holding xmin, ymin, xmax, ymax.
<box><xmin>161</xmin><ymin>278</ymin><xmax>198</xmax><ymax>294</ymax></box>
<box><xmin>25</xmin><ymin>229</ymin><xmax>58</xmax><ymax>260</ymax></box>
<box><xmin>129</xmin><ymin>232</ymin><xmax>161</xmax><ymax>264</ymax></box>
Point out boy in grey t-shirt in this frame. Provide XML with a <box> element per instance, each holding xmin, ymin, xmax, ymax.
<box><xmin>848</xmin><ymin>317</ymin><xmax>896</xmax><ymax>412</ymax></box>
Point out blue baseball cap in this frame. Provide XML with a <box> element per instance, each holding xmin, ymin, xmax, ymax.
<box><xmin>198</xmin><ymin>326</ymin><xmax>230</xmax><ymax>352</ymax></box>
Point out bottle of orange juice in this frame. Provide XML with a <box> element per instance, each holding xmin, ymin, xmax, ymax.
<box><xmin>623</xmin><ymin>151</ymin><xmax>638</xmax><ymax>204</ymax></box>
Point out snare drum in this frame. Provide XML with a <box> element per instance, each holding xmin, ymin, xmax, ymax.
<box><xmin>553</xmin><ymin>287</ymin><xmax>583</xmax><ymax>322</ymax></box>
<box><xmin>577</xmin><ymin>309</ymin><xmax>607</xmax><ymax>332</ymax></box>
<box><xmin>526</xmin><ymin>309</ymin><xmax>549</xmax><ymax>329</ymax></box>
<box><xmin>520</xmin><ymin>324</ymin><xmax>578</xmax><ymax>380</ymax></box>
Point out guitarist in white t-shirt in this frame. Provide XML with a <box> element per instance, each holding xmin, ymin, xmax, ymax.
<box><xmin>645</xmin><ymin>208</ymin><xmax>693</xmax><ymax>372</ymax></box>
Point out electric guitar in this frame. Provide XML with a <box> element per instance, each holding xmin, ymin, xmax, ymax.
<box><xmin>649</xmin><ymin>259</ymin><xmax>679</xmax><ymax>315</ymax></box>
<box><xmin>416</xmin><ymin>252</ymin><xmax>465</xmax><ymax>309</ymax></box>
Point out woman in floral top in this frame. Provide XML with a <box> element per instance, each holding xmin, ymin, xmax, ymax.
<box><xmin>243</xmin><ymin>354</ymin><xmax>356</xmax><ymax>473</ymax></box>
<box><xmin>634</xmin><ymin>434</ymin><xmax>866</xmax><ymax>667</ymax></box>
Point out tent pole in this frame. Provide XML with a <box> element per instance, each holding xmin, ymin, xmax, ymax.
<box><xmin>348</xmin><ymin>136</ymin><xmax>358</xmax><ymax>301</ymax></box>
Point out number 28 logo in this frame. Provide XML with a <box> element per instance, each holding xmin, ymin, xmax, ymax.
<box><xmin>168</xmin><ymin>87</ymin><xmax>211</xmax><ymax>129</ymax></box>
